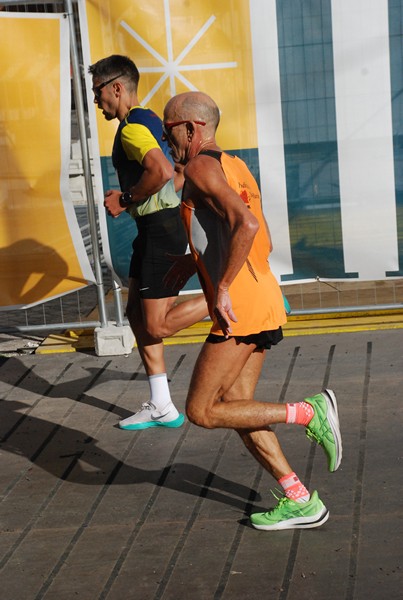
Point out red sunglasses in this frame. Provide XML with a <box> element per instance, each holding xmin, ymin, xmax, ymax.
<box><xmin>162</xmin><ymin>120</ymin><xmax>206</xmax><ymax>136</ymax></box>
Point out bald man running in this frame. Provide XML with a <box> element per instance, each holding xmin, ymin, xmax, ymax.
<box><xmin>161</xmin><ymin>91</ymin><xmax>342</xmax><ymax>530</ymax></box>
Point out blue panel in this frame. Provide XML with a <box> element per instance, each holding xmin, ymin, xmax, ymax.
<box><xmin>101</xmin><ymin>157</ymin><xmax>135</xmax><ymax>286</ymax></box>
<box><xmin>387</xmin><ymin>0</ymin><xmax>403</xmax><ymax>276</ymax></box>
<box><xmin>276</xmin><ymin>0</ymin><xmax>355</xmax><ymax>280</ymax></box>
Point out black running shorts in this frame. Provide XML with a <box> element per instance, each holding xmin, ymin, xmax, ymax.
<box><xmin>129</xmin><ymin>207</ymin><xmax>188</xmax><ymax>299</ymax></box>
<box><xmin>206</xmin><ymin>327</ymin><xmax>283</xmax><ymax>350</ymax></box>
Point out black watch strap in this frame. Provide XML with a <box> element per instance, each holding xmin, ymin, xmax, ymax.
<box><xmin>119</xmin><ymin>191</ymin><xmax>133</xmax><ymax>207</ymax></box>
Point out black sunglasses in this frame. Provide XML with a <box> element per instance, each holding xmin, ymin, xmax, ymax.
<box><xmin>92</xmin><ymin>73</ymin><xmax>124</xmax><ymax>100</ymax></box>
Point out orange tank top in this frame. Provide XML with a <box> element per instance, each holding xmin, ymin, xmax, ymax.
<box><xmin>181</xmin><ymin>151</ymin><xmax>286</xmax><ymax>336</ymax></box>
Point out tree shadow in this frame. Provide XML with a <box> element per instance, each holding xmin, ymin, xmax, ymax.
<box><xmin>0</xmin><ymin>238</ymin><xmax>89</xmax><ymax>309</ymax></box>
<box><xmin>0</xmin><ymin>358</ymin><xmax>147</xmax><ymax>420</ymax></box>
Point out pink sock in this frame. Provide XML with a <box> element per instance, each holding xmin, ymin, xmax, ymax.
<box><xmin>286</xmin><ymin>401</ymin><xmax>314</xmax><ymax>426</ymax></box>
<box><xmin>278</xmin><ymin>472</ymin><xmax>310</xmax><ymax>503</ymax></box>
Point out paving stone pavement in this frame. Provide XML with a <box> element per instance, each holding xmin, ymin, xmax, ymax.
<box><xmin>0</xmin><ymin>329</ymin><xmax>402</xmax><ymax>600</ymax></box>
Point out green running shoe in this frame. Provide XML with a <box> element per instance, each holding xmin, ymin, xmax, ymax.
<box><xmin>305</xmin><ymin>389</ymin><xmax>342</xmax><ymax>472</ymax></box>
<box><xmin>250</xmin><ymin>490</ymin><xmax>329</xmax><ymax>531</ymax></box>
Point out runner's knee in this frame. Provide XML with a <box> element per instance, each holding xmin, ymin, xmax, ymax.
<box><xmin>144</xmin><ymin>317</ymin><xmax>168</xmax><ymax>339</ymax></box>
<box><xmin>186</xmin><ymin>403</ymin><xmax>216</xmax><ymax>429</ymax></box>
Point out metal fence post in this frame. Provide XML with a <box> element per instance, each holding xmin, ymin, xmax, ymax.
<box><xmin>65</xmin><ymin>0</ymin><xmax>108</xmax><ymax>328</ymax></box>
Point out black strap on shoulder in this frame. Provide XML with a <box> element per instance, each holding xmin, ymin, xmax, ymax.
<box><xmin>181</xmin><ymin>149</ymin><xmax>222</xmax><ymax>200</ymax></box>
<box><xmin>198</xmin><ymin>149</ymin><xmax>222</xmax><ymax>161</ymax></box>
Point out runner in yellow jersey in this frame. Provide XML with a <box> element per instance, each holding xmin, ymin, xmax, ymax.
<box><xmin>89</xmin><ymin>56</ymin><xmax>207</xmax><ymax>430</ymax></box>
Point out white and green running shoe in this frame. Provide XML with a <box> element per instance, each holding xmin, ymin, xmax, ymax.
<box><xmin>250</xmin><ymin>490</ymin><xmax>329</xmax><ymax>531</ymax></box>
<box><xmin>119</xmin><ymin>402</ymin><xmax>185</xmax><ymax>430</ymax></box>
<box><xmin>305</xmin><ymin>389</ymin><xmax>342</xmax><ymax>472</ymax></box>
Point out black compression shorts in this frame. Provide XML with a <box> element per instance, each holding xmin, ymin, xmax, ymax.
<box><xmin>129</xmin><ymin>206</ymin><xmax>188</xmax><ymax>299</ymax></box>
<box><xmin>206</xmin><ymin>327</ymin><xmax>283</xmax><ymax>350</ymax></box>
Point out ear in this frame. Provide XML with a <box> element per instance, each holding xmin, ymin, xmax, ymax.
<box><xmin>185</xmin><ymin>121</ymin><xmax>194</xmax><ymax>140</ymax></box>
<box><xmin>113</xmin><ymin>81</ymin><xmax>122</xmax><ymax>97</ymax></box>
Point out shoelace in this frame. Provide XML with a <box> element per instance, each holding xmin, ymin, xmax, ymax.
<box><xmin>136</xmin><ymin>402</ymin><xmax>155</xmax><ymax>413</ymax></box>
<box><xmin>264</xmin><ymin>489</ymin><xmax>289</xmax><ymax>514</ymax></box>
<box><xmin>306</xmin><ymin>428</ymin><xmax>322</xmax><ymax>445</ymax></box>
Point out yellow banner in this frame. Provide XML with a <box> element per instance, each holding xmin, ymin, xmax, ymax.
<box><xmin>0</xmin><ymin>14</ymin><xmax>94</xmax><ymax>309</ymax></box>
<box><xmin>83</xmin><ymin>0</ymin><xmax>257</xmax><ymax>155</ymax></box>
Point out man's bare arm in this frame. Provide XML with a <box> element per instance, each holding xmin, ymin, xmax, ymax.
<box><xmin>185</xmin><ymin>155</ymin><xmax>259</xmax><ymax>335</ymax></box>
<box><xmin>185</xmin><ymin>155</ymin><xmax>259</xmax><ymax>288</ymax></box>
<box><xmin>104</xmin><ymin>148</ymin><xmax>174</xmax><ymax>217</ymax></box>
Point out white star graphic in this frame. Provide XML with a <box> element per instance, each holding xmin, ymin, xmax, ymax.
<box><xmin>120</xmin><ymin>0</ymin><xmax>237</xmax><ymax>105</ymax></box>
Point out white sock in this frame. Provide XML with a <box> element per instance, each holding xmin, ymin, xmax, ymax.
<box><xmin>148</xmin><ymin>373</ymin><xmax>172</xmax><ymax>410</ymax></box>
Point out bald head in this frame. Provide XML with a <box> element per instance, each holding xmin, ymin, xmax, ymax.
<box><xmin>164</xmin><ymin>92</ymin><xmax>220</xmax><ymax>133</ymax></box>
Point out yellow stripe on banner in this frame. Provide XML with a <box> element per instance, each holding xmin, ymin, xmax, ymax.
<box><xmin>0</xmin><ymin>15</ymin><xmax>92</xmax><ymax>308</ymax></box>
<box><xmin>163</xmin><ymin>312</ymin><xmax>403</xmax><ymax>343</ymax></box>
<box><xmin>36</xmin><ymin>311</ymin><xmax>403</xmax><ymax>353</ymax></box>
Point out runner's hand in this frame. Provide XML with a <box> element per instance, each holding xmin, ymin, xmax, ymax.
<box><xmin>214</xmin><ymin>288</ymin><xmax>237</xmax><ymax>338</ymax></box>
<box><xmin>104</xmin><ymin>189</ymin><xmax>127</xmax><ymax>218</ymax></box>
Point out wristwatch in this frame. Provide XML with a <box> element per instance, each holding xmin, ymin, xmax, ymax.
<box><xmin>119</xmin><ymin>191</ymin><xmax>133</xmax><ymax>207</ymax></box>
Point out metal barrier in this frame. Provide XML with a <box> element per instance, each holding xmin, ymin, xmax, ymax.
<box><xmin>1</xmin><ymin>0</ymin><xmax>113</xmax><ymax>337</ymax></box>
<box><xmin>1</xmin><ymin>0</ymin><xmax>402</xmax><ymax>342</ymax></box>
<box><xmin>282</xmin><ymin>279</ymin><xmax>403</xmax><ymax>315</ymax></box>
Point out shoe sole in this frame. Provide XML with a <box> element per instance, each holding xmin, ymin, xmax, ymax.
<box><xmin>251</xmin><ymin>507</ymin><xmax>329</xmax><ymax>531</ymax></box>
<box><xmin>323</xmin><ymin>389</ymin><xmax>342</xmax><ymax>471</ymax></box>
<box><xmin>119</xmin><ymin>413</ymin><xmax>185</xmax><ymax>431</ymax></box>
